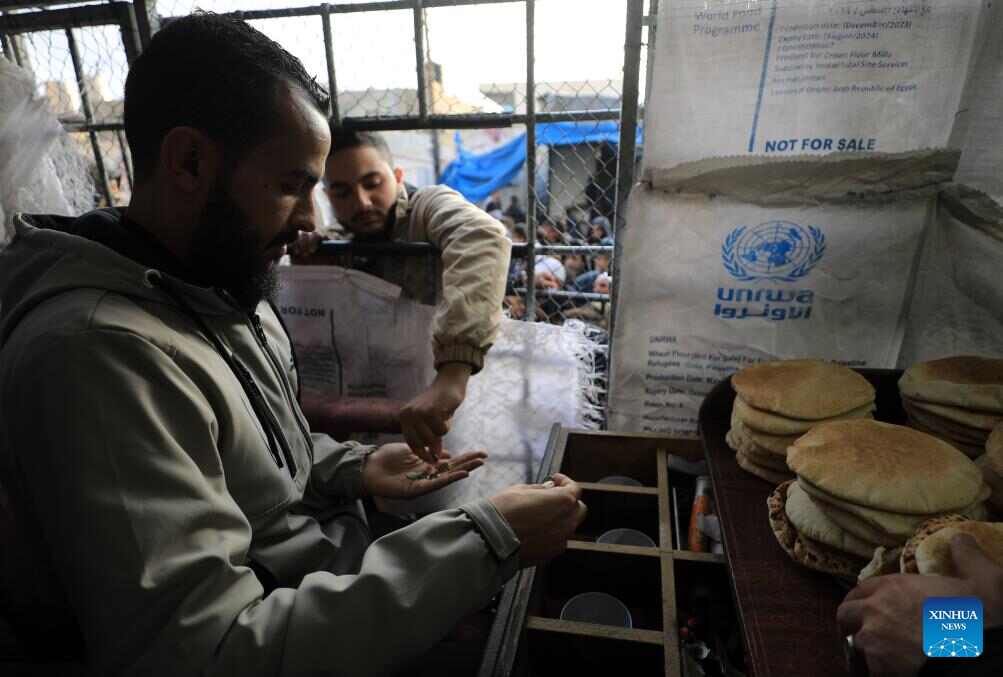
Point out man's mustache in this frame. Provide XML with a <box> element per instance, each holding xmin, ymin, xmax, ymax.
<box><xmin>352</xmin><ymin>210</ymin><xmax>385</xmax><ymax>225</ymax></box>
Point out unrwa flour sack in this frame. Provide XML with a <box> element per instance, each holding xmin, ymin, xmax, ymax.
<box><xmin>608</xmin><ymin>154</ymin><xmax>948</xmax><ymax>437</ymax></box>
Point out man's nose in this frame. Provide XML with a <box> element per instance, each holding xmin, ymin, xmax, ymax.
<box><xmin>293</xmin><ymin>189</ymin><xmax>319</xmax><ymax>232</ymax></box>
<box><xmin>354</xmin><ymin>185</ymin><xmax>373</xmax><ymax>211</ymax></box>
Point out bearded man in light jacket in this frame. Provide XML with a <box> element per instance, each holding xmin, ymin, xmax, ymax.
<box><xmin>295</xmin><ymin>130</ymin><xmax>512</xmax><ymax>463</ymax></box>
<box><xmin>0</xmin><ymin>13</ymin><xmax>585</xmax><ymax>676</ymax></box>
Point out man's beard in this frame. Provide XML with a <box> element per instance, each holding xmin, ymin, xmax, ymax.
<box><xmin>348</xmin><ymin>208</ymin><xmax>389</xmax><ymax>239</ymax></box>
<box><xmin>189</xmin><ymin>184</ymin><xmax>279</xmax><ymax>310</ymax></box>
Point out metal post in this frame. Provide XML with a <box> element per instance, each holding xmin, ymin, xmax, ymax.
<box><xmin>412</xmin><ymin>1</ymin><xmax>428</xmax><ymax>120</ymax></box>
<box><xmin>66</xmin><ymin>26</ymin><xmax>113</xmax><ymax>206</ymax></box>
<box><xmin>430</xmin><ymin>129</ymin><xmax>441</xmax><ymax>179</ymax></box>
<box><xmin>132</xmin><ymin>0</ymin><xmax>159</xmax><ymax>49</ymax></box>
<box><xmin>643</xmin><ymin>0</ymin><xmax>659</xmax><ymax>117</ymax></box>
<box><xmin>523</xmin><ymin>0</ymin><xmax>537</xmax><ymax>322</ymax></box>
<box><xmin>117</xmin><ymin>2</ymin><xmax>143</xmax><ymax>64</ymax></box>
<box><xmin>613</xmin><ymin>0</ymin><xmax>643</xmax><ymax>233</ymax></box>
<box><xmin>321</xmin><ymin>4</ymin><xmax>340</xmax><ymax>123</ymax></box>
<box><xmin>116</xmin><ymin>129</ymin><xmax>134</xmax><ymax>192</ymax></box>
<box><xmin>10</xmin><ymin>32</ymin><xmax>25</xmax><ymax>67</ymax></box>
<box><xmin>605</xmin><ymin>0</ymin><xmax>646</xmax><ymax>427</ymax></box>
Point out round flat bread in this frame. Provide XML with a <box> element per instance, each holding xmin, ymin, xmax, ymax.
<box><xmin>787</xmin><ymin>420</ymin><xmax>983</xmax><ymax>514</ymax></box>
<box><xmin>767</xmin><ymin>482</ymin><xmax>865</xmax><ymax>582</ymax></box>
<box><xmin>798</xmin><ymin>477</ymin><xmax>990</xmax><ymax>541</ymax></box>
<box><xmin>902</xmin><ymin>400</ymin><xmax>990</xmax><ymax>444</ymax></box>
<box><xmin>730</xmin><ymin>411</ymin><xmax>800</xmax><ymax>456</ymax></box>
<box><xmin>728</xmin><ymin>430</ymin><xmax>791</xmax><ymax>471</ymax></box>
<box><xmin>988</xmin><ymin>424</ymin><xmax>1003</xmax><ymax>477</ymax></box>
<box><xmin>728</xmin><ymin>426</ymin><xmax>778</xmax><ymax>466</ymax></box>
<box><xmin>736</xmin><ymin>451</ymin><xmax>793</xmax><ymax>484</ymax></box>
<box><xmin>905</xmin><ymin>416</ymin><xmax>986</xmax><ymax>458</ymax></box>
<box><xmin>904</xmin><ymin>396</ymin><xmax>1003</xmax><ymax>431</ymax></box>
<box><xmin>796</xmin><ymin>478</ymin><xmax>936</xmax><ymax>542</ymax></box>
<box><xmin>732</xmin><ymin>360</ymin><xmax>875</xmax><ymax>420</ymax></box>
<box><xmin>785</xmin><ymin>482</ymin><xmax>878</xmax><ymax>559</ymax></box>
<box><xmin>811</xmin><ymin>497</ymin><xmax>902</xmax><ymax>547</ymax></box>
<box><xmin>792</xmin><ymin>535</ymin><xmax>866</xmax><ymax>583</ymax></box>
<box><xmin>975</xmin><ymin>454</ymin><xmax>1003</xmax><ymax>513</ymax></box>
<box><xmin>768</xmin><ymin>481</ymin><xmax>798</xmax><ymax>551</ymax></box>
<box><xmin>899</xmin><ymin>515</ymin><xmax>969</xmax><ymax>574</ymax></box>
<box><xmin>899</xmin><ymin>356</ymin><xmax>1003</xmax><ymax>414</ymax></box>
<box><xmin>915</xmin><ymin>521</ymin><xmax>1003</xmax><ymax>576</ymax></box>
<box><xmin>734</xmin><ymin>395</ymin><xmax>873</xmax><ymax>436</ymax></box>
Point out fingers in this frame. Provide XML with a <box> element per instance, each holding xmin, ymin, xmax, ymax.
<box><xmin>415</xmin><ymin>470</ymin><xmax>470</xmax><ymax>494</ymax></box>
<box><xmin>427</xmin><ymin>437</ymin><xmax>444</xmax><ymax>462</ymax></box>
<box><xmin>445</xmin><ymin>452</ymin><xmax>487</xmax><ymax>472</ymax></box>
<box><xmin>572</xmin><ymin>499</ymin><xmax>587</xmax><ymax>529</ymax></box>
<box><xmin>402</xmin><ymin>420</ymin><xmax>439</xmax><ymax>465</ymax></box>
<box><xmin>290</xmin><ymin>231</ymin><xmax>322</xmax><ymax>257</ymax></box>
<box><xmin>836</xmin><ymin>599</ymin><xmax>866</xmax><ymax>637</ymax></box>
<box><xmin>549</xmin><ymin>473</ymin><xmax>582</xmax><ymax>501</ymax></box>
<box><xmin>446</xmin><ymin>456</ymin><xmax>486</xmax><ymax>475</ymax></box>
<box><xmin>842</xmin><ymin>575</ymin><xmax>886</xmax><ymax>604</ymax></box>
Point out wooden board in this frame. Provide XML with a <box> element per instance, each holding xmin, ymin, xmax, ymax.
<box><xmin>699</xmin><ymin>370</ymin><xmax>906</xmax><ymax>677</ymax></box>
<box><xmin>482</xmin><ymin>426</ymin><xmax>735</xmax><ymax>677</ymax></box>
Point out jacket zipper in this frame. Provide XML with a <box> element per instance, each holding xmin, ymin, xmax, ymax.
<box><xmin>248</xmin><ymin>312</ymin><xmax>314</xmax><ymax>457</ymax></box>
<box><xmin>230</xmin><ymin>358</ymin><xmax>297</xmax><ymax>475</ymax></box>
<box><xmin>212</xmin><ymin>289</ymin><xmax>301</xmax><ymax>477</ymax></box>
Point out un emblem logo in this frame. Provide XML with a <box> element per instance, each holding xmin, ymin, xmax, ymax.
<box><xmin>722</xmin><ymin>221</ymin><xmax>826</xmax><ymax>282</ymax></box>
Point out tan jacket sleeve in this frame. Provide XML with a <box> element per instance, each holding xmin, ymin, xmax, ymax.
<box><xmin>407</xmin><ymin>186</ymin><xmax>512</xmax><ymax>373</ymax></box>
<box><xmin>3</xmin><ymin>328</ymin><xmax>519</xmax><ymax>676</ymax></box>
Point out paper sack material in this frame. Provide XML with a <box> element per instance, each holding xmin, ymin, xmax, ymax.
<box><xmin>897</xmin><ymin>187</ymin><xmax>1003</xmax><ymax>365</ymax></box>
<box><xmin>645</xmin><ymin>0</ymin><xmax>987</xmax><ymax>170</ymax></box>
<box><xmin>276</xmin><ymin>266</ymin><xmax>602</xmax><ymax>511</ymax></box>
<box><xmin>607</xmin><ymin>0</ymin><xmax>1000</xmax><ymax>437</ymax></box>
<box><xmin>608</xmin><ymin>165</ymin><xmax>938</xmax><ymax>437</ymax></box>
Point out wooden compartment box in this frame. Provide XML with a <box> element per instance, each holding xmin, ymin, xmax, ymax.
<box><xmin>480</xmin><ymin>427</ymin><xmax>740</xmax><ymax>677</ymax></box>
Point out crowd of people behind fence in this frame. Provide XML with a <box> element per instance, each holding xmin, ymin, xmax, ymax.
<box><xmin>482</xmin><ymin>190</ymin><xmax>613</xmax><ymax>330</ymax></box>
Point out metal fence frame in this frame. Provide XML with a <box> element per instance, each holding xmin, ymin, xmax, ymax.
<box><xmin>0</xmin><ymin>0</ymin><xmax>650</xmax><ymax>421</ymax></box>
<box><xmin>0</xmin><ymin>1</ymin><xmax>143</xmax><ymax>206</ymax></box>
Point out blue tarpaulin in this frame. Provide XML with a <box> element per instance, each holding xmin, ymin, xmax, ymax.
<box><xmin>439</xmin><ymin>121</ymin><xmax>643</xmax><ymax>203</ymax></box>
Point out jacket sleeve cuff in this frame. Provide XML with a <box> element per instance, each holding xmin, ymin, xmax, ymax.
<box><xmin>434</xmin><ymin>343</ymin><xmax>486</xmax><ymax>374</ymax></box>
<box><xmin>341</xmin><ymin>443</ymin><xmax>379</xmax><ymax>499</ymax></box>
<box><xmin>309</xmin><ymin>436</ymin><xmax>378</xmax><ymax>500</ymax></box>
<box><xmin>460</xmin><ymin>498</ymin><xmax>521</xmax><ymax>577</ymax></box>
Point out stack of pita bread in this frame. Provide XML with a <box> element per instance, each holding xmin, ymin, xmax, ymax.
<box><xmin>899</xmin><ymin>356</ymin><xmax>1003</xmax><ymax>458</ymax></box>
<box><xmin>769</xmin><ymin>419</ymin><xmax>989</xmax><ymax>582</ymax></box>
<box><xmin>727</xmin><ymin>360</ymin><xmax>875</xmax><ymax>484</ymax></box>
<box><xmin>975</xmin><ymin>424</ymin><xmax>1003</xmax><ymax>513</ymax></box>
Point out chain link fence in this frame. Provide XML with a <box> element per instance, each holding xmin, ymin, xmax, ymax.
<box><xmin>1</xmin><ymin>0</ymin><xmax>650</xmax><ymax>423</ymax></box>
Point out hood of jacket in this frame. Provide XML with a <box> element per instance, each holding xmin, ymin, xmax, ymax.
<box><xmin>0</xmin><ymin>209</ymin><xmax>237</xmax><ymax>348</ymax></box>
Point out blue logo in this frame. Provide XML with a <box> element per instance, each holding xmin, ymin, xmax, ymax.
<box><xmin>722</xmin><ymin>221</ymin><xmax>825</xmax><ymax>282</ymax></box>
<box><xmin>923</xmin><ymin>597</ymin><xmax>983</xmax><ymax>659</ymax></box>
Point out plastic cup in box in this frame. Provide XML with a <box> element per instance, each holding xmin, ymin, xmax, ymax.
<box><xmin>597</xmin><ymin>475</ymin><xmax>642</xmax><ymax>487</ymax></box>
<box><xmin>597</xmin><ymin>528</ymin><xmax>656</xmax><ymax>548</ymax></box>
<box><xmin>560</xmin><ymin>591</ymin><xmax>633</xmax><ymax>628</ymax></box>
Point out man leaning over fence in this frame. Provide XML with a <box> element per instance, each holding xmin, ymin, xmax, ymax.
<box><xmin>294</xmin><ymin>129</ymin><xmax>512</xmax><ymax>465</ymax></box>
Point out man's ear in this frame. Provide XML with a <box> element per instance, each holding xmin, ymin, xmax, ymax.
<box><xmin>393</xmin><ymin>166</ymin><xmax>404</xmax><ymax>184</ymax></box>
<box><xmin>159</xmin><ymin>127</ymin><xmax>221</xmax><ymax>194</ymax></box>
